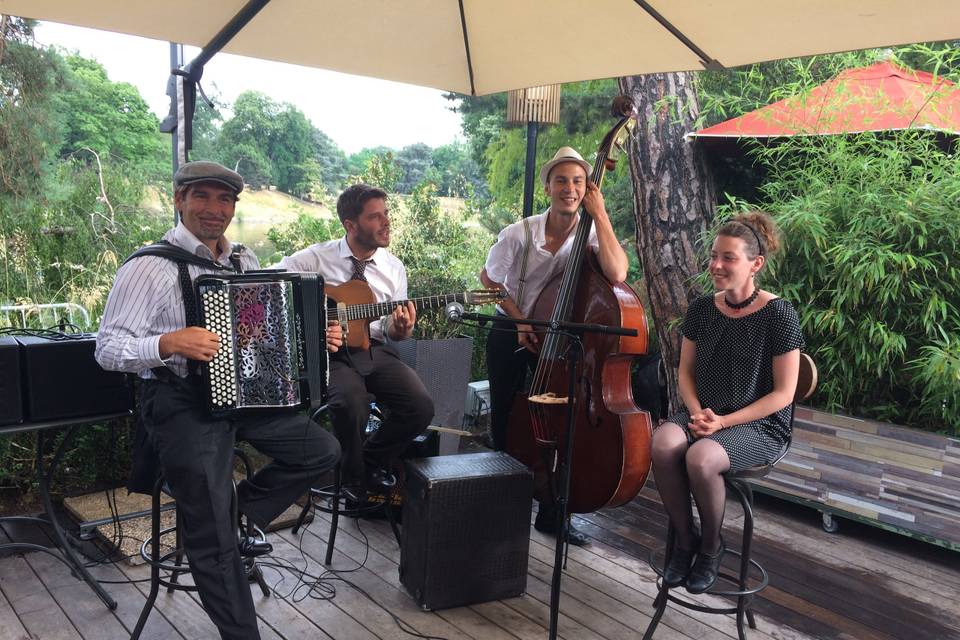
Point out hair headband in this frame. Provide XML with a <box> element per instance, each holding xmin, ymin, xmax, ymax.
<box><xmin>737</xmin><ymin>221</ymin><xmax>764</xmax><ymax>256</ymax></box>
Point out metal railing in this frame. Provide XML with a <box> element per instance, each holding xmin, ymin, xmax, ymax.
<box><xmin>0</xmin><ymin>302</ymin><xmax>92</xmax><ymax>330</ymax></box>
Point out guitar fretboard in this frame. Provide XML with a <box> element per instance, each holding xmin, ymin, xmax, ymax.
<box><xmin>339</xmin><ymin>293</ymin><xmax>467</xmax><ymax>321</ymax></box>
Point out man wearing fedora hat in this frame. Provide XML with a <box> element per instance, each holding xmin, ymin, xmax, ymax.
<box><xmin>480</xmin><ymin>146</ymin><xmax>629</xmax><ymax>546</ymax></box>
<box><xmin>97</xmin><ymin>160</ymin><xmax>341</xmax><ymax>639</ymax></box>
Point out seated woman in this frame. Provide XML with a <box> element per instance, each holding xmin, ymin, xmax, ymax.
<box><xmin>653</xmin><ymin>211</ymin><xmax>804</xmax><ymax>594</ymax></box>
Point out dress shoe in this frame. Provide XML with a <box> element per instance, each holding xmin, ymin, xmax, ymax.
<box><xmin>341</xmin><ymin>483</ymin><xmax>368</xmax><ymax>508</ymax></box>
<box><xmin>534</xmin><ymin>510</ymin><xmax>590</xmax><ymax>547</ymax></box>
<box><xmin>662</xmin><ymin>532</ymin><xmax>700</xmax><ymax>587</ymax></box>
<box><xmin>364</xmin><ymin>466</ymin><xmax>397</xmax><ymax>494</ymax></box>
<box><xmin>238</xmin><ymin>535</ymin><xmax>273</xmax><ymax>558</ymax></box>
<box><xmin>685</xmin><ymin>537</ymin><xmax>725</xmax><ymax>594</ymax></box>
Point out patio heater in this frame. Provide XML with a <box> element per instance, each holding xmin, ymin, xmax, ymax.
<box><xmin>506</xmin><ymin>85</ymin><xmax>561</xmax><ymax>217</ymax></box>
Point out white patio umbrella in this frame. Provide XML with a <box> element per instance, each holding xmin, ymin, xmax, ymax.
<box><xmin>3</xmin><ymin>0</ymin><xmax>960</xmax><ymax>96</ymax></box>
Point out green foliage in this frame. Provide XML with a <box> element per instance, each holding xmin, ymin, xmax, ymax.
<box><xmin>459</xmin><ymin>80</ymin><xmax>638</xmax><ymax>256</ymax></box>
<box><xmin>1</xmin><ymin>157</ymin><xmax>168</xmax><ymax>325</ymax></box>
<box><xmin>263</xmin><ymin>213</ymin><xmax>341</xmax><ymax>265</ymax></box>
<box><xmin>58</xmin><ymin>55</ymin><xmax>166</xmax><ymax>176</ymax></box>
<box><xmin>312</xmin><ymin>129</ymin><xmax>349</xmax><ymax>192</ymax></box>
<box><xmin>217</xmin><ymin>91</ymin><xmax>330</xmax><ymax>198</ymax></box>
<box><xmin>388</xmin><ymin>182</ymin><xmax>492</xmax><ymax>342</ymax></box>
<box><xmin>0</xmin><ymin>18</ymin><xmax>68</xmax><ymax>203</ymax></box>
<box><xmin>349</xmin><ymin>150</ymin><xmax>401</xmax><ymax>193</ymax></box>
<box><xmin>394</xmin><ymin>143</ymin><xmax>433</xmax><ymax>194</ymax></box>
<box><xmin>729</xmin><ymin>132</ymin><xmax>960</xmax><ymax>434</ymax></box>
<box><xmin>190</xmin><ymin>87</ymin><xmax>226</xmax><ymax>161</ymax></box>
<box><xmin>345</xmin><ymin>146</ymin><xmax>392</xmax><ymax>183</ymax></box>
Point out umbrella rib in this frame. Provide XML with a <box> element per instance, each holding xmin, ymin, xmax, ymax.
<box><xmin>191</xmin><ymin>0</ymin><xmax>273</xmax><ymax>73</ymax></box>
<box><xmin>631</xmin><ymin>0</ymin><xmax>723</xmax><ymax>71</ymax></box>
<box><xmin>458</xmin><ymin>0</ymin><xmax>477</xmax><ymax>96</ymax></box>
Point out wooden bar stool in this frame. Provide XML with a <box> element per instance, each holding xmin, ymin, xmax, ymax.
<box><xmin>643</xmin><ymin>354</ymin><xmax>817</xmax><ymax>640</ymax></box>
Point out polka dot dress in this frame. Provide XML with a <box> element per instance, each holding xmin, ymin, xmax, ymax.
<box><xmin>665</xmin><ymin>295</ymin><xmax>805</xmax><ymax>471</ymax></box>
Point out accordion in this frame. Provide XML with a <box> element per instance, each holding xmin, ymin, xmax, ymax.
<box><xmin>195</xmin><ymin>272</ymin><xmax>327</xmax><ymax>416</ymax></box>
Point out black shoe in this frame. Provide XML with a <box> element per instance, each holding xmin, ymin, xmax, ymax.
<box><xmin>238</xmin><ymin>535</ymin><xmax>273</xmax><ymax>558</ymax></box>
<box><xmin>364</xmin><ymin>466</ymin><xmax>397</xmax><ymax>494</ymax></box>
<box><xmin>685</xmin><ymin>537</ymin><xmax>725</xmax><ymax>594</ymax></box>
<box><xmin>341</xmin><ymin>483</ymin><xmax>368</xmax><ymax>508</ymax></box>
<box><xmin>534</xmin><ymin>510</ymin><xmax>591</xmax><ymax>547</ymax></box>
<box><xmin>663</xmin><ymin>533</ymin><xmax>700</xmax><ymax>588</ymax></box>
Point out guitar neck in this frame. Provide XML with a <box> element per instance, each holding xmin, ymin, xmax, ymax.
<box><xmin>341</xmin><ymin>292</ymin><xmax>466</xmax><ymax>321</ymax></box>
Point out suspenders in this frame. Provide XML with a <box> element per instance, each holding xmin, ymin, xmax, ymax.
<box><xmin>514</xmin><ymin>217</ymin><xmax>533</xmax><ymax>313</ymax></box>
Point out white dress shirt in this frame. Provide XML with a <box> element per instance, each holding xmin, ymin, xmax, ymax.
<box><xmin>484</xmin><ymin>210</ymin><xmax>599</xmax><ymax>317</ymax></box>
<box><xmin>277</xmin><ymin>238</ymin><xmax>408</xmax><ymax>343</ymax></box>
<box><xmin>96</xmin><ymin>222</ymin><xmax>260</xmax><ymax>379</ymax></box>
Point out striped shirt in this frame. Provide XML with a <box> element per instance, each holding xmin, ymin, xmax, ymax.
<box><xmin>277</xmin><ymin>238</ymin><xmax>407</xmax><ymax>343</ymax></box>
<box><xmin>95</xmin><ymin>223</ymin><xmax>259</xmax><ymax>379</ymax></box>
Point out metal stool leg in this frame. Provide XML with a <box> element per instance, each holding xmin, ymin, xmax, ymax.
<box><xmin>325</xmin><ymin>462</ymin><xmax>343</xmax><ymax>565</ymax></box>
<box><xmin>292</xmin><ymin>492</ymin><xmax>314</xmax><ymax>535</ymax></box>
<box><xmin>642</xmin><ymin>523</ymin><xmax>674</xmax><ymax>640</ymax></box>
<box><xmin>166</xmin><ymin>507</ymin><xmax>186</xmax><ymax>592</ymax></box>
<box><xmin>727</xmin><ymin>478</ymin><xmax>759</xmax><ymax>640</ymax></box>
<box><xmin>131</xmin><ymin>478</ymin><xmax>164</xmax><ymax>640</ymax></box>
<box><xmin>739</xmin><ymin>481</ymin><xmax>758</xmax><ymax>631</ymax></box>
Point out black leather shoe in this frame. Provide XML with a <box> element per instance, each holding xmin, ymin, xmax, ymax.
<box><xmin>534</xmin><ymin>511</ymin><xmax>591</xmax><ymax>547</ymax></box>
<box><xmin>685</xmin><ymin>537</ymin><xmax>725</xmax><ymax>594</ymax></box>
<box><xmin>364</xmin><ymin>466</ymin><xmax>397</xmax><ymax>494</ymax></box>
<box><xmin>663</xmin><ymin>533</ymin><xmax>700</xmax><ymax>587</ymax></box>
<box><xmin>238</xmin><ymin>535</ymin><xmax>273</xmax><ymax>558</ymax></box>
<box><xmin>341</xmin><ymin>483</ymin><xmax>368</xmax><ymax>508</ymax></box>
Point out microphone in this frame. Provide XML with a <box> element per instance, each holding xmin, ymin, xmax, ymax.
<box><xmin>444</xmin><ymin>301</ymin><xmax>465</xmax><ymax>322</ymax></box>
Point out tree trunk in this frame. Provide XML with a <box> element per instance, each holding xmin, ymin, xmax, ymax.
<box><xmin>618</xmin><ymin>73</ymin><xmax>716</xmax><ymax>414</ymax></box>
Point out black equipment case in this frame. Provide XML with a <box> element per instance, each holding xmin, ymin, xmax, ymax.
<box><xmin>400</xmin><ymin>452</ymin><xmax>533</xmax><ymax>610</ymax></box>
<box><xmin>16</xmin><ymin>334</ymin><xmax>133</xmax><ymax>422</ymax></box>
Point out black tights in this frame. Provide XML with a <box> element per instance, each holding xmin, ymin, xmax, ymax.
<box><xmin>651</xmin><ymin>422</ymin><xmax>730</xmax><ymax>553</ymax></box>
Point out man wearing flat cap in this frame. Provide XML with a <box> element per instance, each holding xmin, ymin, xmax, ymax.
<box><xmin>480</xmin><ymin>146</ymin><xmax>629</xmax><ymax>546</ymax></box>
<box><xmin>97</xmin><ymin>160</ymin><xmax>340</xmax><ymax>639</ymax></box>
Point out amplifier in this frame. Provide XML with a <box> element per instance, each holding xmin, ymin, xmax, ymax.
<box><xmin>0</xmin><ymin>337</ymin><xmax>23</xmax><ymax>426</ymax></box>
<box><xmin>16</xmin><ymin>334</ymin><xmax>134</xmax><ymax>422</ymax></box>
<box><xmin>400</xmin><ymin>452</ymin><xmax>532</xmax><ymax>610</ymax></box>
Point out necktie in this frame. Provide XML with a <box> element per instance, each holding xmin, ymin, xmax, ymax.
<box><xmin>350</xmin><ymin>256</ymin><xmax>372</xmax><ymax>282</ymax></box>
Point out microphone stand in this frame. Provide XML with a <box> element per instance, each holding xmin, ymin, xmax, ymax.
<box><xmin>451</xmin><ymin>308</ymin><xmax>637</xmax><ymax>640</ymax></box>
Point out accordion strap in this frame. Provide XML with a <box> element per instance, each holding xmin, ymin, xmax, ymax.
<box><xmin>124</xmin><ymin>240</ymin><xmax>241</xmax><ymax>271</ymax></box>
<box><xmin>125</xmin><ymin>240</ymin><xmax>245</xmax><ymax>377</ymax></box>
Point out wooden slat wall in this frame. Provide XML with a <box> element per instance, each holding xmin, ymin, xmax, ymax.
<box><xmin>754</xmin><ymin>406</ymin><xmax>960</xmax><ymax>549</ymax></box>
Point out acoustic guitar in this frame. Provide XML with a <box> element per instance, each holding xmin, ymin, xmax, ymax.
<box><xmin>325</xmin><ymin>280</ymin><xmax>502</xmax><ymax>350</ymax></box>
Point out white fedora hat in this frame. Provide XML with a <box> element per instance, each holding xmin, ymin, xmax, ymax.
<box><xmin>539</xmin><ymin>146</ymin><xmax>592</xmax><ymax>187</ymax></box>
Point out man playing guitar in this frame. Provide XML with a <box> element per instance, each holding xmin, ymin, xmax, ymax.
<box><xmin>278</xmin><ymin>184</ymin><xmax>434</xmax><ymax>496</ymax></box>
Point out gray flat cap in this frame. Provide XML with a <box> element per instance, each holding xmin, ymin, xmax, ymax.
<box><xmin>174</xmin><ymin>161</ymin><xmax>244</xmax><ymax>194</ymax></box>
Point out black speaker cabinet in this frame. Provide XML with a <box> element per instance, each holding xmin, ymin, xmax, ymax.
<box><xmin>0</xmin><ymin>337</ymin><xmax>23</xmax><ymax>427</ymax></box>
<box><xmin>400</xmin><ymin>451</ymin><xmax>533</xmax><ymax>610</ymax></box>
<box><xmin>16</xmin><ymin>334</ymin><xmax>134</xmax><ymax>422</ymax></box>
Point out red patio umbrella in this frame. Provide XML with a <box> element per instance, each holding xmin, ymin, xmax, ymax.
<box><xmin>689</xmin><ymin>61</ymin><xmax>960</xmax><ymax>139</ymax></box>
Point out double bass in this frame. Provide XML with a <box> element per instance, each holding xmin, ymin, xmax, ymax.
<box><xmin>506</xmin><ymin>96</ymin><xmax>653</xmax><ymax>514</ymax></box>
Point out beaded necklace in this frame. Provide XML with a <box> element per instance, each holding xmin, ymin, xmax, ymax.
<box><xmin>724</xmin><ymin>288</ymin><xmax>758</xmax><ymax>310</ymax></box>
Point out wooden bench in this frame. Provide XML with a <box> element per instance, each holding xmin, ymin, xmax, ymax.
<box><xmin>751</xmin><ymin>406</ymin><xmax>960</xmax><ymax>551</ymax></box>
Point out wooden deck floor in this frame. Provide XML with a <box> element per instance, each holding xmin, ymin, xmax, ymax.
<box><xmin>1</xmin><ymin>483</ymin><xmax>958</xmax><ymax>640</ymax></box>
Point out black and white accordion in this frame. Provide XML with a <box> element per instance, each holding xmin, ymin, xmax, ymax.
<box><xmin>195</xmin><ymin>272</ymin><xmax>327</xmax><ymax>416</ymax></box>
